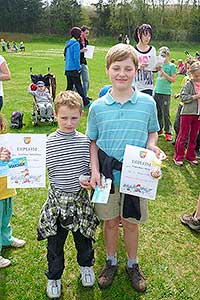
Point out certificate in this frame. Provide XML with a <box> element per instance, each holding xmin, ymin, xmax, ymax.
<box><xmin>84</xmin><ymin>45</ymin><xmax>95</xmax><ymax>59</ymax></box>
<box><xmin>120</xmin><ymin>145</ymin><xmax>161</xmax><ymax>200</ymax></box>
<box><xmin>2</xmin><ymin>133</ymin><xmax>46</xmax><ymax>188</ymax></box>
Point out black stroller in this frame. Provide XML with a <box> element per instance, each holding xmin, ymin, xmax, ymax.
<box><xmin>30</xmin><ymin>67</ymin><xmax>56</xmax><ymax>126</ymax></box>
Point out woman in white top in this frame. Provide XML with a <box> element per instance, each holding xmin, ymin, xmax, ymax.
<box><xmin>133</xmin><ymin>24</ymin><xmax>157</xmax><ymax>96</ymax></box>
<box><xmin>0</xmin><ymin>55</ymin><xmax>11</xmax><ymax>111</ymax></box>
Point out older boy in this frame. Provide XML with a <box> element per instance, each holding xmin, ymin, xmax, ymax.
<box><xmin>37</xmin><ymin>91</ymin><xmax>99</xmax><ymax>299</ymax></box>
<box><xmin>86</xmin><ymin>44</ymin><xmax>166</xmax><ymax>292</ymax></box>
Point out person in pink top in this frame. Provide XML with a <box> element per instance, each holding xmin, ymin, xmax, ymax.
<box><xmin>173</xmin><ymin>61</ymin><xmax>200</xmax><ymax>166</ymax></box>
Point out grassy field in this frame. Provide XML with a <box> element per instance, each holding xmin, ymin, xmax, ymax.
<box><xmin>0</xmin><ymin>38</ymin><xmax>200</xmax><ymax>300</ymax></box>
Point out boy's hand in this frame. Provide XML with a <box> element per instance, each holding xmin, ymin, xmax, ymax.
<box><xmin>0</xmin><ymin>147</ymin><xmax>11</xmax><ymax>161</ymax></box>
<box><xmin>90</xmin><ymin>171</ymin><xmax>102</xmax><ymax>189</ymax></box>
<box><xmin>148</xmin><ymin>145</ymin><xmax>167</xmax><ymax>161</ymax></box>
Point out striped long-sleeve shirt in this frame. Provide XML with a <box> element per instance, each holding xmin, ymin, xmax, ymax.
<box><xmin>46</xmin><ymin>129</ymin><xmax>91</xmax><ymax>193</ymax></box>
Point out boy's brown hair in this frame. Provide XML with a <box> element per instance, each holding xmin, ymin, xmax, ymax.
<box><xmin>106</xmin><ymin>44</ymin><xmax>138</xmax><ymax>70</ymax></box>
<box><xmin>54</xmin><ymin>91</ymin><xmax>83</xmax><ymax>113</ymax></box>
<box><xmin>0</xmin><ymin>113</ymin><xmax>7</xmax><ymax>133</ymax></box>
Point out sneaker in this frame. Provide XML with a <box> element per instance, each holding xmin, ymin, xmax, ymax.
<box><xmin>158</xmin><ymin>130</ymin><xmax>163</xmax><ymax>135</ymax></box>
<box><xmin>80</xmin><ymin>266</ymin><xmax>95</xmax><ymax>287</ymax></box>
<box><xmin>126</xmin><ymin>264</ymin><xmax>147</xmax><ymax>292</ymax></box>
<box><xmin>180</xmin><ymin>212</ymin><xmax>200</xmax><ymax>231</ymax></box>
<box><xmin>185</xmin><ymin>159</ymin><xmax>198</xmax><ymax>166</ymax></box>
<box><xmin>11</xmin><ymin>238</ymin><xmax>26</xmax><ymax>248</ymax></box>
<box><xmin>196</xmin><ymin>151</ymin><xmax>200</xmax><ymax>159</ymax></box>
<box><xmin>46</xmin><ymin>279</ymin><xmax>61</xmax><ymax>299</ymax></box>
<box><xmin>0</xmin><ymin>256</ymin><xmax>11</xmax><ymax>268</ymax></box>
<box><xmin>97</xmin><ymin>260</ymin><xmax>118</xmax><ymax>289</ymax></box>
<box><xmin>173</xmin><ymin>159</ymin><xmax>183</xmax><ymax>166</ymax></box>
<box><xmin>165</xmin><ymin>134</ymin><xmax>173</xmax><ymax>141</ymax></box>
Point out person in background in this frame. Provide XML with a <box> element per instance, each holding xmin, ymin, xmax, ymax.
<box><xmin>19</xmin><ymin>41</ymin><xmax>25</xmax><ymax>52</ymax></box>
<box><xmin>6</xmin><ymin>41</ymin><xmax>11</xmax><ymax>52</ymax></box>
<box><xmin>181</xmin><ymin>194</ymin><xmax>200</xmax><ymax>231</ymax></box>
<box><xmin>80</xmin><ymin>26</ymin><xmax>91</xmax><ymax>100</ymax></box>
<box><xmin>133</xmin><ymin>24</ymin><xmax>157</xmax><ymax>96</ymax></box>
<box><xmin>64</xmin><ymin>27</ymin><xmax>90</xmax><ymax>108</ymax></box>
<box><xmin>154</xmin><ymin>46</ymin><xmax>176</xmax><ymax>141</ymax></box>
<box><xmin>118</xmin><ymin>33</ymin><xmax>123</xmax><ymax>43</ymax></box>
<box><xmin>124</xmin><ymin>34</ymin><xmax>130</xmax><ymax>44</ymax></box>
<box><xmin>86</xmin><ymin>43</ymin><xmax>166</xmax><ymax>292</ymax></box>
<box><xmin>1</xmin><ymin>39</ymin><xmax>6</xmax><ymax>52</ymax></box>
<box><xmin>177</xmin><ymin>59</ymin><xmax>186</xmax><ymax>75</ymax></box>
<box><xmin>37</xmin><ymin>91</ymin><xmax>99</xmax><ymax>299</ymax></box>
<box><xmin>28</xmin><ymin>81</ymin><xmax>54</xmax><ymax>122</ymax></box>
<box><xmin>0</xmin><ymin>113</ymin><xmax>26</xmax><ymax>269</ymax></box>
<box><xmin>173</xmin><ymin>61</ymin><xmax>200</xmax><ymax>166</ymax></box>
<box><xmin>0</xmin><ymin>55</ymin><xmax>11</xmax><ymax>111</ymax></box>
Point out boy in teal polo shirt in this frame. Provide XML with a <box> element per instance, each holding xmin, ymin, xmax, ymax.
<box><xmin>154</xmin><ymin>46</ymin><xmax>176</xmax><ymax>141</ymax></box>
<box><xmin>86</xmin><ymin>44</ymin><xmax>166</xmax><ymax>292</ymax></box>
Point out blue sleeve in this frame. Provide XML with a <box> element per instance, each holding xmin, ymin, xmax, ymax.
<box><xmin>148</xmin><ymin>100</ymin><xmax>160</xmax><ymax>132</ymax></box>
<box><xmin>86</xmin><ymin>105</ymin><xmax>99</xmax><ymax>141</ymax></box>
<box><xmin>74</xmin><ymin>43</ymin><xmax>81</xmax><ymax>71</ymax></box>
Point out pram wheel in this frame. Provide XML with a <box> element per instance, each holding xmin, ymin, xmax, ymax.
<box><xmin>32</xmin><ymin>121</ymin><xmax>39</xmax><ymax>126</ymax></box>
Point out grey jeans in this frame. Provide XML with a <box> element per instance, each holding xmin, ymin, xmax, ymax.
<box><xmin>154</xmin><ymin>93</ymin><xmax>172</xmax><ymax>134</ymax></box>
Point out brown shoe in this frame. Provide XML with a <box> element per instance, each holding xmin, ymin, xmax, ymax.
<box><xmin>98</xmin><ymin>260</ymin><xmax>118</xmax><ymax>288</ymax></box>
<box><xmin>126</xmin><ymin>264</ymin><xmax>147</xmax><ymax>292</ymax></box>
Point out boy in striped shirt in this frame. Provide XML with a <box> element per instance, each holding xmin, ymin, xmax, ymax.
<box><xmin>37</xmin><ymin>91</ymin><xmax>99</xmax><ymax>299</ymax></box>
<box><xmin>87</xmin><ymin>44</ymin><xmax>166</xmax><ymax>292</ymax></box>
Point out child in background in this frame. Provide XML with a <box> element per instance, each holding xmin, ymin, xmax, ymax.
<box><xmin>173</xmin><ymin>61</ymin><xmax>200</xmax><ymax>166</ymax></box>
<box><xmin>177</xmin><ymin>59</ymin><xmax>186</xmax><ymax>75</ymax></box>
<box><xmin>28</xmin><ymin>80</ymin><xmax>54</xmax><ymax>122</ymax></box>
<box><xmin>37</xmin><ymin>91</ymin><xmax>99</xmax><ymax>299</ymax></box>
<box><xmin>181</xmin><ymin>194</ymin><xmax>200</xmax><ymax>231</ymax></box>
<box><xmin>87</xmin><ymin>43</ymin><xmax>166</xmax><ymax>292</ymax></box>
<box><xmin>154</xmin><ymin>46</ymin><xmax>176</xmax><ymax>141</ymax></box>
<box><xmin>133</xmin><ymin>24</ymin><xmax>157</xmax><ymax>95</ymax></box>
<box><xmin>0</xmin><ymin>113</ymin><xmax>26</xmax><ymax>269</ymax></box>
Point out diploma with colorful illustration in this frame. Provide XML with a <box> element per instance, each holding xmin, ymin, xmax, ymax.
<box><xmin>120</xmin><ymin>145</ymin><xmax>162</xmax><ymax>200</ymax></box>
<box><xmin>1</xmin><ymin>133</ymin><xmax>46</xmax><ymax>188</ymax></box>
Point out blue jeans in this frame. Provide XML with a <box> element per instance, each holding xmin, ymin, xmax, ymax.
<box><xmin>0</xmin><ymin>198</ymin><xmax>13</xmax><ymax>253</ymax></box>
<box><xmin>81</xmin><ymin>64</ymin><xmax>89</xmax><ymax>97</ymax></box>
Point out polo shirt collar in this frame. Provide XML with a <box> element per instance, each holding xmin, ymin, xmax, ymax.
<box><xmin>105</xmin><ymin>88</ymin><xmax>139</xmax><ymax>105</ymax></box>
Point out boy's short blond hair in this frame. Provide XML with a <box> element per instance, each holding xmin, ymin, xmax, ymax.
<box><xmin>106</xmin><ymin>44</ymin><xmax>138</xmax><ymax>70</ymax></box>
<box><xmin>54</xmin><ymin>91</ymin><xmax>83</xmax><ymax>113</ymax></box>
<box><xmin>190</xmin><ymin>61</ymin><xmax>200</xmax><ymax>73</ymax></box>
<box><xmin>0</xmin><ymin>113</ymin><xmax>7</xmax><ymax>133</ymax></box>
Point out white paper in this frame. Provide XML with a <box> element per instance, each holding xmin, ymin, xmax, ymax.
<box><xmin>4</xmin><ymin>133</ymin><xmax>46</xmax><ymax>188</ymax></box>
<box><xmin>84</xmin><ymin>45</ymin><xmax>95</xmax><ymax>59</ymax></box>
<box><xmin>120</xmin><ymin>145</ymin><xmax>161</xmax><ymax>200</ymax></box>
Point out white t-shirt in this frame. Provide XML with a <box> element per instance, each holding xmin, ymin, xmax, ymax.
<box><xmin>133</xmin><ymin>45</ymin><xmax>157</xmax><ymax>92</ymax></box>
<box><xmin>0</xmin><ymin>55</ymin><xmax>5</xmax><ymax>97</ymax></box>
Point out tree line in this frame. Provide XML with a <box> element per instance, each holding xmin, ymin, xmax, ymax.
<box><xmin>0</xmin><ymin>0</ymin><xmax>200</xmax><ymax>41</ymax></box>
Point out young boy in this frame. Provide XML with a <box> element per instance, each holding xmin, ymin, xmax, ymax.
<box><xmin>154</xmin><ymin>46</ymin><xmax>176</xmax><ymax>141</ymax></box>
<box><xmin>37</xmin><ymin>91</ymin><xmax>99</xmax><ymax>299</ymax></box>
<box><xmin>86</xmin><ymin>44</ymin><xmax>166</xmax><ymax>292</ymax></box>
<box><xmin>28</xmin><ymin>80</ymin><xmax>53</xmax><ymax>122</ymax></box>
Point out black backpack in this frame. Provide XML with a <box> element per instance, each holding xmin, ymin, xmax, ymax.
<box><xmin>10</xmin><ymin>111</ymin><xmax>24</xmax><ymax>129</ymax></box>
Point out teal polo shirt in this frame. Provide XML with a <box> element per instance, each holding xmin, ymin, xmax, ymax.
<box><xmin>86</xmin><ymin>90</ymin><xmax>160</xmax><ymax>185</ymax></box>
<box><xmin>155</xmin><ymin>62</ymin><xmax>176</xmax><ymax>95</ymax></box>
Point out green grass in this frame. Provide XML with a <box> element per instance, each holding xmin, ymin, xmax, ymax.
<box><xmin>0</xmin><ymin>39</ymin><xmax>200</xmax><ymax>300</ymax></box>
